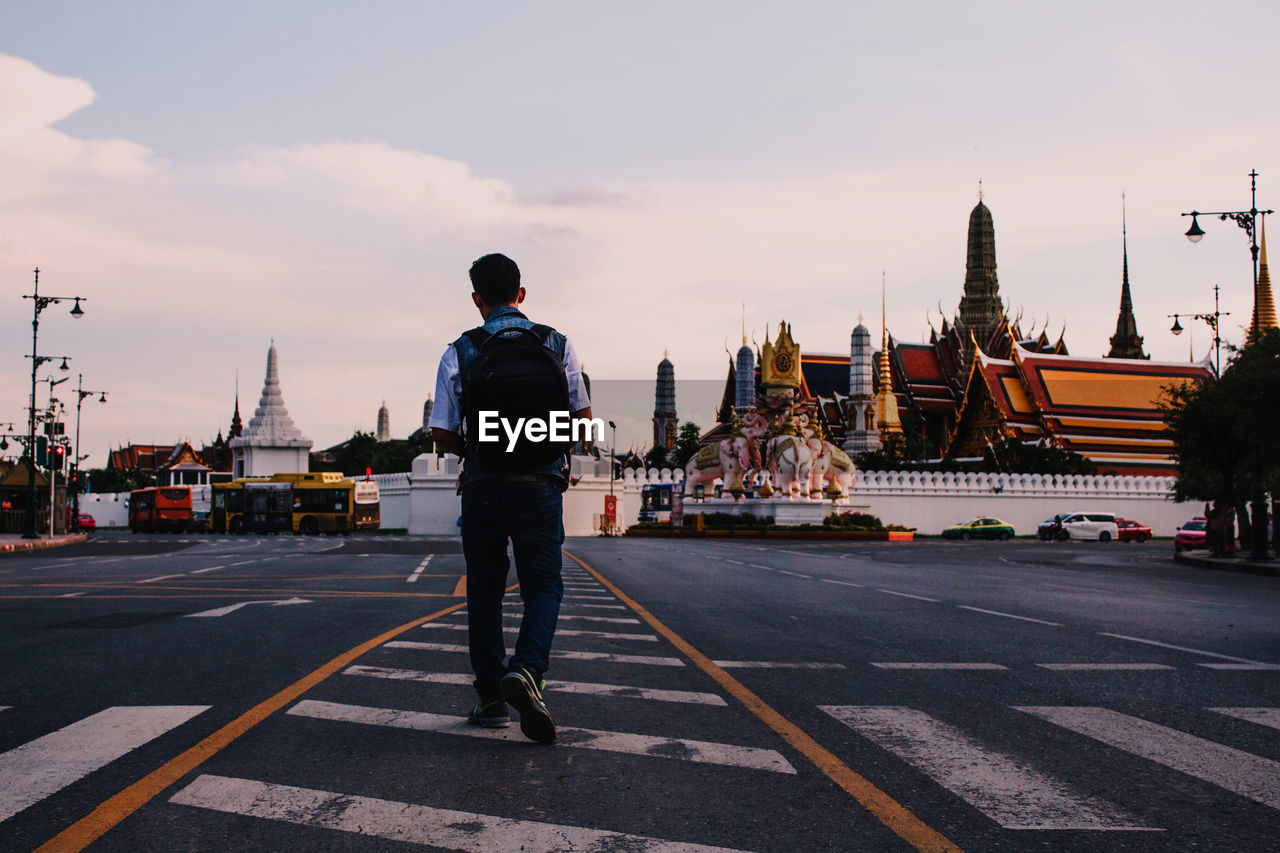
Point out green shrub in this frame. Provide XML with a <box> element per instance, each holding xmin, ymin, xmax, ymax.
<box><xmin>823</xmin><ymin>512</ymin><xmax>885</xmax><ymax>531</ymax></box>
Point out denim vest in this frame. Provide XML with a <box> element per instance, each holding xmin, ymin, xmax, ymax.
<box><xmin>453</xmin><ymin>305</ymin><xmax>570</xmax><ymax>489</ymax></box>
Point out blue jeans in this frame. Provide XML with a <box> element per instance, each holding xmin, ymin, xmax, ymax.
<box><xmin>460</xmin><ymin>478</ymin><xmax>564</xmax><ymax>703</ymax></box>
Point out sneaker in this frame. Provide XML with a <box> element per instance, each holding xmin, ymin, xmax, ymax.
<box><xmin>466</xmin><ymin>700</ymin><xmax>510</xmax><ymax>728</ymax></box>
<box><xmin>500</xmin><ymin>667</ymin><xmax>556</xmax><ymax>743</ymax></box>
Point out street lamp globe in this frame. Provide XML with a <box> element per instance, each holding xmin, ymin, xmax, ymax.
<box><xmin>1184</xmin><ymin>215</ymin><xmax>1205</xmax><ymax>243</ymax></box>
<box><xmin>70</xmin><ymin>298</ymin><xmax>85</xmax><ymax>318</ymax></box>
<box><xmin>1170</xmin><ymin>317</ymin><xmax>1183</xmax><ymax>335</ymax></box>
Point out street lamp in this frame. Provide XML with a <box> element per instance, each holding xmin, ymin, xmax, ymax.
<box><xmin>1182</xmin><ymin>176</ymin><xmax>1273</xmax><ymax>561</ymax></box>
<box><xmin>1181</xmin><ymin>170</ymin><xmax>1274</xmax><ymax>343</ymax></box>
<box><xmin>71</xmin><ymin>374</ymin><xmax>108</xmax><ymax>531</ymax></box>
<box><xmin>20</xmin><ymin>268</ymin><xmax>86</xmax><ymax>539</ymax></box>
<box><xmin>607</xmin><ymin>420</ymin><xmax>617</xmax><ymax>496</ymax></box>
<box><xmin>1168</xmin><ymin>285</ymin><xmax>1230</xmax><ymax>376</ymax></box>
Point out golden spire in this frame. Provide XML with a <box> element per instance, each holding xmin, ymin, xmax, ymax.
<box><xmin>1250</xmin><ymin>214</ymin><xmax>1277</xmax><ymax>344</ymax></box>
<box><xmin>875</xmin><ymin>269</ymin><xmax>903</xmax><ymax>435</ymax></box>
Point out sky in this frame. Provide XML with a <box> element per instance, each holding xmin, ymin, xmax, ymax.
<box><xmin>2</xmin><ymin>1</ymin><xmax>1278</xmax><ymax>466</ymax></box>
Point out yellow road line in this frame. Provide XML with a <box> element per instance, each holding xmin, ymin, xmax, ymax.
<box><xmin>33</xmin><ymin>600</ymin><xmax>467</xmax><ymax>853</ymax></box>
<box><xmin>564</xmin><ymin>550</ymin><xmax>962</xmax><ymax>853</ymax></box>
<box><xmin>452</xmin><ymin>575</ymin><xmax>467</xmax><ymax>597</ymax></box>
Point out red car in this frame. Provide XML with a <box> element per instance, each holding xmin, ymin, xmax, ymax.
<box><xmin>77</xmin><ymin>513</ymin><xmax>96</xmax><ymax>532</ymax></box>
<box><xmin>1117</xmin><ymin>518</ymin><xmax>1151</xmax><ymax>543</ymax></box>
<box><xmin>1174</xmin><ymin>517</ymin><xmax>1207</xmax><ymax>552</ymax></box>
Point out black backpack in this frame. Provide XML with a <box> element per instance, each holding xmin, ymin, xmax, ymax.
<box><xmin>460</xmin><ymin>323</ymin><xmax>572</xmax><ymax>471</ymax></box>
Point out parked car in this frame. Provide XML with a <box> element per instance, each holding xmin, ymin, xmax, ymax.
<box><xmin>1117</xmin><ymin>518</ymin><xmax>1152</xmax><ymax>543</ymax></box>
<box><xmin>942</xmin><ymin>517</ymin><xmax>1015</xmax><ymax>540</ymax></box>
<box><xmin>1057</xmin><ymin>511</ymin><xmax>1119</xmax><ymax>542</ymax></box>
<box><xmin>1175</xmin><ymin>517</ymin><xmax>1208</xmax><ymax>552</ymax></box>
<box><xmin>77</xmin><ymin>513</ymin><xmax>96</xmax><ymax>532</ymax></box>
<box><xmin>1038</xmin><ymin>514</ymin><xmax>1070</xmax><ymax>541</ymax></box>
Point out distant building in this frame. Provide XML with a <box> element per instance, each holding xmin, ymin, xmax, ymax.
<box><xmin>376</xmin><ymin>400</ymin><xmax>391</xmax><ymax>442</ymax></box>
<box><xmin>653</xmin><ymin>352</ymin><xmax>677</xmax><ymax>449</ymax></box>
<box><xmin>229</xmin><ymin>342</ymin><xmax>312</xmax><ymax>477</ymax></box>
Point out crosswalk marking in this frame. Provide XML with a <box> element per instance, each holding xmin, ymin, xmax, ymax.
<box><xmin>287</xmin><ymin>700</ymin><xmax>796</xmax><ymax>774</ymax></box>
<box><xmin>821</xmin><ymin>706</ymin><xmax>1155</xmax><ymax>830</ymax></box>
<box><xmin>571</xmin><ymin>603</ymin><xmax>628</xmax><ymax>610</ymax></box>
<box><xmin>1038</xmin><ymin>663</ymin><xmax>1174</xmax><ymax>671</ymax></box>
<box><xmin>342</xmin><ymin>665</ymin><xmax>727</xmax><ymax>705</ymax></box>
<box><xmin>0</xmin><ymin>705</ymin><xmax>209</xmax><ymax>822</ymax></box>
<box><xmin>1211</xmin><ymin>707</ymin><xmax>1280</xmax><ymax>731</ymax></box>
<box><xmin>871</xmin><ymin>663</ymin><xmax>1008</xmax><ymax>670</ymax></box>
<box><xmin>1014</xmin><ymin>706</ymin><xmax>1280</xmax><ymax>810</ymax></box>
<box><xmin>712</xmin><ymin>661</ymin><xmax>846</xmax><ymax>670</ymax></box>
<box><xmin>422</xmin><ymin>623</ymin><xmax>659</xmax><ymax>642</ymax></box>
<box><xmin>555</xmin><ymin>614</ymin><xmax>642</xmax><ymax>624</ymax></box>
<box><xmin>384</xmin><ymin>640</ymin><xmax>687</xmax><ymax>667</ymax></box>
<box><xmin>170</xmin><ymin>774</ymin><xmax>751</xmax><ymax>852</ymax></box>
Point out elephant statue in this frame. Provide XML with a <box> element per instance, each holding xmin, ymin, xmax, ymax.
<box><xmin>683</xmin><ymin>437</ymin><xmax>745</xmax><ymax>500</ymax></box>
<box><xmin>768</xmin><ymin>433</ymin><xmax>813</xmax><ymax>499</ymax></box>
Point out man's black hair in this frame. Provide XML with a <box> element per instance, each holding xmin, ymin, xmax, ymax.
<box><xmin>469</xmin><ymin>253</ymin><xmax>522</xmax><ymax>306</ymax></box>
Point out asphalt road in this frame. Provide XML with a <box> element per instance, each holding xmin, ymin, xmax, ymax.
<box><xmin>0</xmin><ymin>532</ymin><xmax>1276</xmax><ymax>851</ymax></box>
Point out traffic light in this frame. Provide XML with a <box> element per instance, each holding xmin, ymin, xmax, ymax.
<box><xmin>35</xmin><ymin>436</ymin><xmax>48</xmax><ymax>466</ymax></box>
<box><xmin>51</xmin><ymin>444</ymin><xmax>65</xmax><ymax>470</ymax></box>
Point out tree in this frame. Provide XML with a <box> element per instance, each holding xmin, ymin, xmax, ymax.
<box><xmin>983</xmin><ymin>438</ymin><xmax>1097</xmax><ymax>475</ymax></box>
<box><xmin>83</xmin><ymin>467</ymin><xmax>152</xmax><ymax>493</ymax></box>
<box><xmin>670</xmin><ymin>422</ymin><xmax>704</xmax><ymax>470</ymax></box>
<box><xmin>1161</xmin><ymin>329</ymin><xmax>1280</xmax><ymax>556</ymax></box>
<box><xmin>310</xmin><ymin>430</ymin><xmax>436</xmax><ymax>475</ymax></box>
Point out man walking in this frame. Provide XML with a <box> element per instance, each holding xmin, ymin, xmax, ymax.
<box><xmin>429</xmin><ymin>253</ymin><xmax>590</xmax><ymax>743</ymax></box>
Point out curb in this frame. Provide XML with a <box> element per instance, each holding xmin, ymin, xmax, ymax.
<box><xmin>1173</xmin><ymin>550</ymin><xmax>1277</xmax><ymax>577</ymax></box>
<box><xmin>0</xmin><ymin>534</ymin><xmax>89</xmax><ymax>554</ymax></box>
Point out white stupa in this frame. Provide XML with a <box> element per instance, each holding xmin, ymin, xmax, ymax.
<box><xmin>229</xmin><ymin>342</ymin><xmax>312</xmax><ymax>477</ymax></box>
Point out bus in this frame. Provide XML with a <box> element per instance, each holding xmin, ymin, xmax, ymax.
<box><xmin>129</xmin><ymin>486</ymin><xmax>194</xmax><ymax>533</ymax></box>
<box><xmin>211</xmin><ymin>472</ymin><xmax>380</xmax><ymax>534</ymax></box>
<box><xmin>638</xmin><ymin>482</ymin><xmax>676</xmax><ymax>524</ymax></box>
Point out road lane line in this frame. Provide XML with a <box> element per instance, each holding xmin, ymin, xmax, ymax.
<box><xmin>383</xmin><ymin>640</ymin><xmax>686</xmax><ymax>666</ymax></box>
<box><xmin>778</xmin><ymin>570</ymin><xmax>812</xmax><ymax>579</ymax></box>
<box><xmin>407</xmin><ymin>554</ymin><xmax>433</xmax><ymax>583</ymax></box>
<box><xmin>289</xmin><ymin>700</ymin><xmax>795</xmax><ymax>773</ymax></box>
<box><xmin>138</xmin><ymin>574</ymin><xmax>183</xmax><ymax>584</ymax></box>
<box><xmin>170</xmin><ymin>774</ymin><xmax>750</xmax><ymax>852</ymax></box>
<box><xmin>871</xmin><ymin>663</ymin><xmax>1007</xmax><ymax>670</ymax></box>
<box><xmin>564</xmin><ymin>550</ymin><xmax>962</xmax><ymax>853</ymax></box>
<box><xmin>33</xmin><ymin>599</ymin><xmax>470</xmax><ymax>852</ymax></box>
<box><xmin>0</xmin><ymin>706</ymin><xmax>210</xmax><ymax>822</ymax></box>
<box><xmin>1098</xmin><ymin>632</ymin><xmax>1271</xmax><ymax>665</ymax></box>
<box><xmin>1015</xmin><ymin>706</ymin><xmax>1280</xmax><ymax>810</ymax></box>
<box><xmin>452</xmin><ymin>575</ymin><xmax>466</xmax><ymax>596</ymax></box>
<box><xmin>190</xmin><ymin>566</ymin><xmax>224</xmax><ymax>574</ymax></box>
<box><xmin>556</xmin><ymin>614</ymin><xmax>642</xmax><ymax>624</ymax></box>
<box><xmin>574</xmin><ymin>603</ymin><xmax>628</xmax><ymax>610</ymax></box>
<box><xmin>1038</xmin><ymin>663</ymin><xmax>1174</xmax><ymax>671</ymax></box>
<box><xmin>957</xmin><ymin>606</ymin><xmax>1061</xmax><ymax>626</ymax></box>
<box><xmin>59</xmin><ymin>592</ymin><xmax>86</xmax><ymax>598</ymax></box>
<box><xmin>877</xmin><ymin>589</ymin><xmax>940</xmax><ymax>602</ymax></box>
<box><xmin>421</xmin><ymin>623</ymin><xmax>659</xmax><ymax>642</ymax></box>
<box><xmin>1197</xmin><ymin>663</ymin><xmax>1280</xmax><ymax>671</ymax></box>
<box><xmin>821</xmin><ymin>579</ymin><xmax>863</xmax><ymax>588</ymax></box>
<box><xmin>1211</xmin><ymin>708</ymin><xmax>1280</xmax><ymax>731</ymax></box>
<box><xmin>723</xmin><ymin>559</ymin><xmax>745</xmax><ymax>565</ymax></box>
<box><xmin>822</xmin><ymin>706</ymin><xmax>1155</xmax><ymax>831</ymax></box>
<box><xmin>342</xmin><ymin>665</ymin><xmax>727</xmax><ymax>705</ymax></box>
<box><xmin>228</xmin><ymin>560</ymin><xmax>256</xmax><ymax>566</ymax></box>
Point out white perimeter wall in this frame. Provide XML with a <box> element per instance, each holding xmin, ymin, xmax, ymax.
<box><xmin>82</xmin><ymin>462</ymin><xmax>1200</xmax><ymax>538</ymax></box>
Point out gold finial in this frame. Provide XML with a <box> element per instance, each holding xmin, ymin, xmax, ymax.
<box><xmin>978</xmin><ymin>179</ymin><xmax>983</xmax><ymax>202</ymax></box>
<box><xmin>742</xmin><ymin>304</ymin><xmax>747</xmax><ymax>345</ymax></box>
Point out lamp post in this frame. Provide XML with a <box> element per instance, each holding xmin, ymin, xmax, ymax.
<box><xmin>1168</xmin><ymin>285</ymin><xmax>1229</xmax><ymax>376</ymax></box>
<box><xmin>72</xmin><ymin>375</ymin><xmax>108</xmax><ymax>531</ymax></box>
<box><xmin>1182</xmin><ymin>170</ymin><xmax>1273</xmax><ymax>343</ymax></box>
<box><xmin>21</xmin><ymin>268</ymin><xmax>86</xmax><ymax>538</ymax></box>
<box><xmin>608</xmin><ymin>420</ymin><xmax>617</xmax><ymax>496</ymax></box>
<box><xmin>1182</xmin><ymin>175</ymin><xmax>1273</xmax><ymax>561</ymax></box>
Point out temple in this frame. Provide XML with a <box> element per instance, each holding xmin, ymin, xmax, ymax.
<box><xmin>229</xmin><ymin>342</ymin><xmax>312</xmax><ymax>477</ymax></box>
<box><xmin>703</xmin><ymin>193</ymin><xmax>1216</xmax><ymax>476</ymax></box>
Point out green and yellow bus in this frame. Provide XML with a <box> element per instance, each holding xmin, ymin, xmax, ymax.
<box><xmin>211</xmin><ymin>472</ymin><xmax>380</xmax><ymax>534</ymax></box>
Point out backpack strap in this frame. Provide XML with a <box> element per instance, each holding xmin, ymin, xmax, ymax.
<box><xmin>462</xmin><ymin>328</ymin><xmax>491</xmax><ymax>349</ymax></box>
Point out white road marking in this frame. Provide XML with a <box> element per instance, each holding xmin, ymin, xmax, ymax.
<box><xmin>1015</xmin><ymin>706</ymin><xmax>1280</xmax><ymax>810</ymax></box>
<box><xmin>407</xmin><ymin>554</ymin><xmax>433</xmax><ymax>583</ymax></box>
<box><xmin>343</xmin><ymin>665</ymin><xmax>726</xmax><ymax>705</ymax></box>
<box><xmin>1097</xmin><ymin>632</ymin><xmax>1271</xmax><ymax>665</ymax></box>
<box><xmin>170</xmin><ymin>774</ymin><xmax>751</xmax><ymax>852</ymax></box>
<box><xmin>421</xmin><ymin>623</ymin><xmax>658</xmax><ymax>642</ymax></box>
<box><xmin>58</xmin><ymin>592</ymin><xmax>86</xmax><ymax>598</ymax></box>
<box><xmin>820</xmin><ymin>578</ymin><xmax>863</xmax><ymax>588</ymax></box>
<box><xmin>138</xmin><ymin>574</ymin><xmax>183</xmax><ymax>584</ymax></box>
<box><xmin>385</xmin><ymin>640</ymin><xmax>686</xmax><ymax>667</ymax></box>
<box><xmin>712</xmin><ymin>661</ymin><xmax>846</xmax><ymax>669</ymax></box>
<box><xmin>556</xmin><ymin>614</ymin><xmax>642</xmax><ymax>624</ymax></box>
<box><xmin>1038</xmin><ymin>663</ymin><xmax>1174</xmax><ymax>671</ymax></box>
<box><xmin>190</xmin><ymin>566</ymin><xmax>224</xmax><ymax>574</ymax></box>
<box><xmin>0</xmin><ymin>705</ymin><xmax>209</xmax><ymax>822</ymax></box>
<box><xmin>1197</xmin><ymin>663</ymin><xmax>1280</xmax><ymax>671</ymax></box>
<box><xmin>184</xmin><ymin>597</ymin><xmax>312</xmax><ymax>618</ymax></box>
<box><xmin>957</xmin><ymin>606</ymin><xmax>1061</xmax><ymax>626</ymax></box>
<box><xmin>748</xmin><ymin>564</ymin><xmax>776</xmax><ymax>571</ymax></box>
<box><xmin>877</xmin><ymin>589</ymin><xmax>940</xmax><ymax>602</ymax></box>
<box><xmin>1211</xmin><ymin>707</ymin><xmax>1280</xmax><ymax>731</ymax></box>
<box><xmin>777</xmin><ymin>550</ymin><xmax>808</xmax><ymax>557</ymax></box>
<box><xmin>822</xmin><ymin>706</ymin><xmax>1155</xmax><ymax>830</ymax></box>
<box><xmin>870</xmin><ymin>663</ymin><xmax>1008</xmax><ymax>670</ymax></box>
<box><xmin>778</xmin><ymin>570</ymin><xmax>812</xmax><ymax>579</ymax></box>
<box><xmin>574</xmin><ymin>603</ymin><xmax>628</xmax><ymax>610</ymax></box>
<box><xmin>288</xmin><ymin>701</ymin><xmax>796</xmax><ymax>773</ymax></box>
<box><xmin>567</xmin><ymin>596</ymin><xmax>618</xmax><ymax>602</ymax></box>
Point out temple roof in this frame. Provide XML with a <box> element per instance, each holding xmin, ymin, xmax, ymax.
<box><xmin>232</xmin><ymin>343</ymin><xmax>311</xmax><ymax>449</ymax></box>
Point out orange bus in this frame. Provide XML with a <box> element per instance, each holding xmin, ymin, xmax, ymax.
<box><xmin>129</xmin><ymin>486</ymin><xmax>194</xmax><ymax>533</ymax></box>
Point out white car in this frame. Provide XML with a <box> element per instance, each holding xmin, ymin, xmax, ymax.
<box><xmin>1058</xmin><ymin>511</ymin><xmax>1119</xmax><ymax>542</ymax></box>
